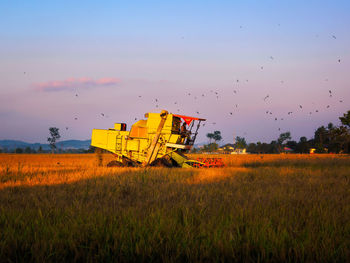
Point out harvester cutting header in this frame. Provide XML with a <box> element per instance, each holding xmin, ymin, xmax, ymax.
<box><xmin>91</xmin><ymin>110</ymin><xmax>224</xmax><ymax>167</ymax></box>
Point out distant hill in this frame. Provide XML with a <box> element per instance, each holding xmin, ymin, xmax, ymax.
<box><xmin>0</xmin><ymin>139</ymin><xmax>91</xmax><ymax>151</ymax></box>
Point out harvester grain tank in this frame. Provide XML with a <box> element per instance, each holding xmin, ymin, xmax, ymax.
<box><xmin>91</xmin><ymin>110</ymin><xmax>224</xmax><ymax>167</ymax></box>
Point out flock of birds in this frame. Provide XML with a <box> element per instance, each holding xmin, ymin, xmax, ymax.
<box><xmin>23</xmin><ymin>31</ymin><xmax>345</xmax><ymax>138</ymax></box>
<box><xmin>130</xmin><ymin>33</ymin><xmax>344</xmax><ymax>135</ymax></box>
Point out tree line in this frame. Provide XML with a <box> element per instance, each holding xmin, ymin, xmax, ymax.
<box><xmin>2</xmin><ymin>110</ymin><xmax>349</xmax><ymax>154</ymax></box>
<box><xmin>197</xmin><ymin>110</ymin><xmax>350</xmax><ymax>154</ymax></box>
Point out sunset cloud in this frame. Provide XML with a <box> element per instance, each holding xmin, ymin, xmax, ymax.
<box><xmin>34</xmin><ymin>77</ymin><xmax>120</xmax><ymax>92</ymax></box>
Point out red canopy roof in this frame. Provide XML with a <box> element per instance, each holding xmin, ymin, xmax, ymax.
<box><xmin>173</xmin><ymin>114</ymin><xmax>206</xmax><ymax>125</ymax></box>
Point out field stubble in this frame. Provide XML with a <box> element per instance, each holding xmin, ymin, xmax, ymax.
<box><xmin>0</xmin><ymin>153</ymin><xmax>350</xmax><ymax>262</ymax></box>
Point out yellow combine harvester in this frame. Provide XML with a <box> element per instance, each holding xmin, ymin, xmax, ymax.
<box><xmin>91</xmin><ymin>110</ymin><xmax>224</xmax><ymax>167</ymax></box>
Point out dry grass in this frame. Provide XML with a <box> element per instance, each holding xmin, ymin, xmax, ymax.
<box><xmin>0</xmin><ymin>153</ymin><xmax>350</xmax><ymax>262</ymax></box>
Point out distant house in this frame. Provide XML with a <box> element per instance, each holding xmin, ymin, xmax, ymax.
<box><xmin>218</xmin><ymin>144</ymin><xmax>235</xmax><ymax>154</ymax></box>
<box><xmin>231</xmin><ymin>148</ymin><xmax>247</xmax><ymax>154</ymax></box>
<box><xmin>218</xmin><ymin>144</ymin><xmax>247</xmax><ymax>154</ymax></box>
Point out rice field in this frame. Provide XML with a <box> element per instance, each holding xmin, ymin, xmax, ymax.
<box><xmin>0</xmin><ymin>153</ymin><xmax>350</xmax><ymax>262</ymax></box>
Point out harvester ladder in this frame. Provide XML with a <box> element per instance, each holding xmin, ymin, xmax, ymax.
<box><xmin>116</xmin><ymin>137</ymin><xmax>122</xmax><ymax>151</ymax></box>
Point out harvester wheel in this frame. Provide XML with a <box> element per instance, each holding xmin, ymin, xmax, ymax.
<box><xmin>106</xmin><ymin>160</ymin><xmax>124</xmax><ymax>167</ymax></box>
<box><xmin>150</xmin><ymin>157</ymin><xmax>173</xmax><ymax>167</ymax></box>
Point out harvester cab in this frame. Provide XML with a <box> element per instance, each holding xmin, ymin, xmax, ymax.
<box><xmin>91</xmin><ymin>110</ymin><xmax>224</xmax><ymax>168</ymax></box>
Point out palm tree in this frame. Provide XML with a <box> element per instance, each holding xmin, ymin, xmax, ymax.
<box><xmin>206</xmin><ymin>133</ymin><xmax>214</xmax><ymax>144</ymax></box>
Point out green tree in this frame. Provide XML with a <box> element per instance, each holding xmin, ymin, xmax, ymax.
<box><xmin>202</xmin><ymin>143</ymin><xmax>218</xmax><ymax>152</ymax></box>
<box><xmin>269</xmin><ymin>140</ymin><xmax>279</xmax><ymax>153</ymax></box>
<box><xmin>277</xmin><ymin>132</ymin><xmax>291</xmax><ymax>153</ymax></box>
<box><xmin>339</xmin><ymin>110</ymin><xmax>350</xmax><ymax>128</ymax></box>
<box><xmin>48</xmin><ymin>127</ymin><xmax>61</xmax><ymax>153</ymax></box>
<box><xmin>314</xmin><ymin>126</ymin><xmax>328</xmax><ymax>153</ymax></box>
<box><xmin>328</xmin><ymin>125</ymin><xmax>350</xmax><ymax>153</ymax></box>
<box><xmin>296</xmin><ymin>137</ymin><xmax>310</xmax><ymax>153</ymax></box>
<box><xmin>247</xmin><ymin>143</ymin><xmax>257</xmax><ymax>153</ymax></box>
<box><xmin>206</xmin><ymin>133</ymin><xmax>214</xmax><ymax>143</ymax></box>
<box><xmin>234</xmin><ymin>136</ymin><xmax>247</xmax><ymax>149</ymax></box>
<box><xmin>212</xmin><ymin>131</ymin><xmax>222</xmax><ymax>144</ymax></box>
<box><xmin>278</xmin><ymin>132</ymin><xmax>291</xmax><ymax>145</ymax></box>
<box><xmin>24</xmin><ymin>147</ymin><xmax>32</xmax><ymax>153</ymax></box>
<box><xmin>15</xmin><ymin>148</ymin><xmax>23</xmax><ymax>154</ymax></box>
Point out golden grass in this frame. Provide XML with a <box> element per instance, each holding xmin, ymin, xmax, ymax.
<box><xmin>1</xmin><ymin>153</ymin><xmax>347</xmax><ymax>189</ymax></box>
<box><xmin>0</xmin><ymin>153</ymin><xmax>350</xmax><ymax>261</ymax></box>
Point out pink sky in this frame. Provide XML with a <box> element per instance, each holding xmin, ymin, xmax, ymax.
<box><xmin>1</xmin><ymin>1</ymin><xmax>349</xmax><ymax>144</ymax></box>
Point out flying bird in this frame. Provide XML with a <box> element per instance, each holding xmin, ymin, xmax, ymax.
<box><xmin>299</xmin><ymin>105</ymin><xmax>303</xmax><ymax>109</ymax></box>
<box><xmin>101</xmin><ymin>113</ymin><xmax>105</xmax><ymax>117</ymax></box>
<box><xmin>263</xmin><ymin>95</ymin><xmax>270</xmax><ymax>101</ymax></box>
<box><xmin>332</xmin><ymin>35</ymin><xmax>337</xmax><ymax>39</ymax></box>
